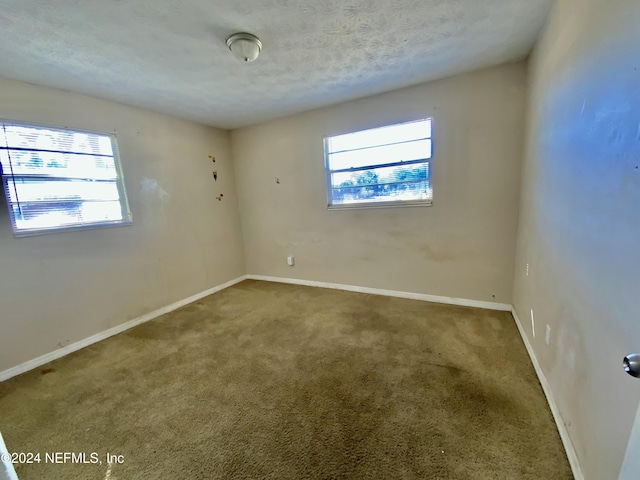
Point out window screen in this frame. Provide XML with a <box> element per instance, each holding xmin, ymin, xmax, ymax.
<box><xmin>324</xmin><ymin>118</ymin><xmax>433</xmax><ymax>208</ymax></box>
<box><xmin>0</xmin><ymin>122</ymin><xmax>132</xmax><ymax>236</ymax></box>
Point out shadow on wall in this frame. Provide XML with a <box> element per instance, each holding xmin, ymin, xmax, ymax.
<box><xmin>514</xmin><ymin>3</ymin><xmax>640</xmax><ymax>478</ymax></box>
<box><xmin>539</xmin><ymin>48</ymin><xmax>640</xmax><ymax>332</ymax></box>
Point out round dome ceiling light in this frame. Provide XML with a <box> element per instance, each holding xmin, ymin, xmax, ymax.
<box><xmin>226</xmin><ymin>32</ymin><xmax>263</xmax><ymax>63</ymax></box>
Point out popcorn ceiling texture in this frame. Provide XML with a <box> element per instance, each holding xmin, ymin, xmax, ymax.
<box><xmin>0</xmin><ymin>0</ymin><xmax>553</xmax><ymax>128</ymax></box>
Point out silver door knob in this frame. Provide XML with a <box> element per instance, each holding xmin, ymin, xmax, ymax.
<box><xmin>623</xmin><ymin>354</ymin><xmax>640</xmax><ymax>378</ymax></box>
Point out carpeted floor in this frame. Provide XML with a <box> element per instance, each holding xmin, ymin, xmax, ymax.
<box><xmin>0</xmin><ymin>280</ymin><xmax>573</xmax><ymax>479</ymax></box>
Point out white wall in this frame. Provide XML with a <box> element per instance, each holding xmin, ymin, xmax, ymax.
<box><xmin>513</xmin><ymin>1</ymin><xmax>640</xmax><ymax>478</ymax></box>
<box><xmin>0</xmin><ymin>77</ymin><xmax>246</xmax><ymax>373</ymax></box>
<box><xmin>231</xmin><ymin>63</ymin><xmax>526</xmax><ymax>303</ymax></box>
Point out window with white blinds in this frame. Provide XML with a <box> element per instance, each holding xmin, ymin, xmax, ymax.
<box><xmin>324</xmin><ymin>118</ymin><xmax>433</xmax><ymax>209</ymax></box>
<box><xmin>0</xmin><ymin>122</ymin><xmax>132</xmax><ymax>236</ymax></box>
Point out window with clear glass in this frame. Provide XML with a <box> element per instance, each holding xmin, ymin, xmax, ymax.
<box><xmin>0</xmin><ymin>122</ymin><xmax>132</xmax><ymax>236</ymax></box>
<box><xmin>324</xmin><ymin>118</ymin><xmax>433</xmax><ymax>208</ymax></box>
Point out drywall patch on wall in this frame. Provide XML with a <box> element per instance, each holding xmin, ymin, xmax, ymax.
<box><xmin>140</xmin><ymin>177</ymin><xmax>170</xmax><ymax>204</ymax></box>
<box><xmin>282</xmin><ymin>231</ymin><xmax>323</xmax><ymax>247</ymax></box>
<box><xmin>139</xmin><ymin>177</ymin><xmax>171</xmax><ymax>224</ymax></box>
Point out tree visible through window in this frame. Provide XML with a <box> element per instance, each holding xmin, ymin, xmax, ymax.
<box><xmin>0</xmin><ymin>122</ymin><xmax>132</xmax><ymax>236</ymax></box>
<box><xmin>324</xmin><ymin>118</ymin><xmax>433</xmax><ymax>208</ymax></box>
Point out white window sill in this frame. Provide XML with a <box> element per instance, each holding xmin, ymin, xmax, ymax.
<box><xmin>327</xmin><ymin>200</ymin><xmax>433</xmax><ymax>210</ymax></box>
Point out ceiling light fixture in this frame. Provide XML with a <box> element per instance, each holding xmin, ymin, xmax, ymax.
<box><xmin>226</xmin><ymin>32</ymin><xmax>262</xmax><ymax>63</ymax></box>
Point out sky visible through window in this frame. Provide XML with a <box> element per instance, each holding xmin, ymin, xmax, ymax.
<box><xmin>325</xmin><ymin>119</ymin><xmax>433</xmax><ymax>207</ymax></box>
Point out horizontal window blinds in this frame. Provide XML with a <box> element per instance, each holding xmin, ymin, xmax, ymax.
<box><xmin>324</xmin><ymin>118</ymin><xmax>433</xmax><ymax>208</ymax></box>
<box><xmin>0</xmin><ymin>122</ymin><xmax>131</xmax><ymax>236</ymax></box>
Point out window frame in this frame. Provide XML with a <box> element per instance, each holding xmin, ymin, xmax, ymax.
<box><xmin>323</xmin><ymin>118</ymin><xmax>434</xmax><ymax>210</ymax></box>
<box><xmin>0</xmin><ymin>119</ymin><xmax>133</xmax><ymax>237</ymax></box>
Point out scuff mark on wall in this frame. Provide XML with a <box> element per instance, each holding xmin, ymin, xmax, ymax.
<box><xmin>418</xmin><ymin>243</ymin><xmax>458</xmax><ymax>262</ymax></box>
<box><xmin>282</xmin><ymin>231</ymin><xmax>322</xmax><ymax>247</ymax></box>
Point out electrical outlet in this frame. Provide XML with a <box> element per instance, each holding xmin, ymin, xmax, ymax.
<box><xmin>545</xmin><ymin>325</ymin><xmax>551</xmax><ymax>346</ymax></box>
<box><xmin>287</xmin><ymin>256</ymin><xmax>295</xmax><ymax>266</ymax></box>
<box><xmin>526</xmin><ymin>263</ymin><xmax>530</xmax><ymax>276</ymax></box>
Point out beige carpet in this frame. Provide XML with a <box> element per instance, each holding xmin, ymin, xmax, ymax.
<box><xmin>0</xmin><ymin>280</ymin><xmax>572</xmax><ymax>479</ymax></box>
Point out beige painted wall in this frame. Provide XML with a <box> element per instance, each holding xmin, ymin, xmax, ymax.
<box><xmin>0</xmin><ymin>77</ymin><xmax>246</xmax><ymax>373</ymax></box>
<box><xmin>513</xmin><ymin>1</ymin><xmax>640</xmax><ymax>478</ymax></box>
<box><xmin>231</xmin><ymin>63</ymin><xmax>526</xmax><ymax>303</ymax></box>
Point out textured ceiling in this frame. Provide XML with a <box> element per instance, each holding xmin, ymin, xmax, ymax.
<box><xmin>0</xmin><ymin>0</ymin><xmax>554</xmax><ymax>129</ymax></box>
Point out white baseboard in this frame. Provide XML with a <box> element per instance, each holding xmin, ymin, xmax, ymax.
<box><xmin>0</xmin><ymin>273</ymin><xmax>583</xmax><ymax>480</ymax></box>
<box><xmin>247</xmin><ymin>274</ymin><xmax>512</xmax><ymax>311</ymax></box>
<box><xmin>0</xmin><ymin>275</ymin><xmax>248</xmax><ymax>383</ymax></box>
<box><xmin>511</xmin><ymin>307</ymin><xmax>584</xmax><ymax>480</ymax></box>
